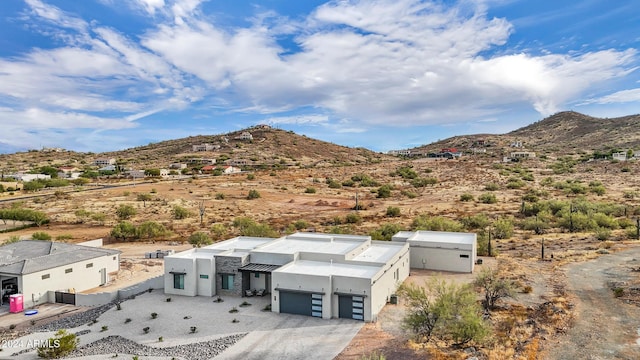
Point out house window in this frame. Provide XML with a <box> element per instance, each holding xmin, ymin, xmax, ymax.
<box><xmin>86</xmin><ymin>263</ymin><xmax>93</xmax><ymax>268</ymax></box>
<box><xmin>113</xmin><ymin>256</ymin><xmax>117</xmax><ymax>260</ymax></box>
<box><xmin>173</xmin><ymin>274</ymin><xmax>185</xmax><ymax>289</ymax></box>
<box><xmin>65</xmin><ymin>268</ymin><xmax>73</xmax><ymax>274</ymax></box>
<box><xmin>221</xmin><ymin>274</ymin><xmax>235</xmax><ymax>290</ymax></box>
<box><xmin>460</xmin><ymin>254</ymin><xmax>470</xmax><ymax>258</ymax></box>
<box><xmin>42</xmin><ymin>274</ymin><xmax>50</xmax><ymax>280</ymax></box>
<box><xmin>254</xmin><ymin>273</ymin><xmax>260</xmax><ymax>278</ymax></box>
<box><xmin>199</xmin><ymin>274</ymin><xmax>209</xmax><ymax>279</ymax></box>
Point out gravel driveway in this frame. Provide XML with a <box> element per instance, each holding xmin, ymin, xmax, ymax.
<box><xmin>5</xmin><ymin>291</ymin><xmax>363</xmax><ymax>360</ymax></box>
<box><xmin>544</xmin><ymin>246</ymin><xmax>640</xmax><ymax>360</ymax></box>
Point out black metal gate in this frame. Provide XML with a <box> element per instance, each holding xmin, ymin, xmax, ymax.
<box><xmin>54</xmin><ymin>291</ymin><xmax>76</xmax><ymax>305</ymax></box>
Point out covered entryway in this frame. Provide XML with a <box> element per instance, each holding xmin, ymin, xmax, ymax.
<box><xmin>54</xmin><ymin>291</ymin><xmax>76</xmax><ymax>305</ymax></box>
<box><xmin>337</xmin><ymin>294</ymin><xmax>365</xmax><ymax>321</ymax></box>
<box><xmin>238</xmin><ymin>263</ymin><xmax>280</xmax><ymax>297</ymax></box>
<box><xmin>279</xmin><ymin>290</ymin><xmax>323</xmax><ymax>318</ymax></box>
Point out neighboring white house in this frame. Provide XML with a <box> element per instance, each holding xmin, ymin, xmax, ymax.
<box><xmin>236</xmin><ymin>132</ymin><xmax>253</xmax><ymax>141</ymax></box>
<box><xmin>8</xmin><ymin>174</ymin><xmax>51</xmax><ymax>182</ymax></box>
<box><xmin>224</xmin><ymin>166</ymin><xmax>242</xmax><ymax>174</ymax></box>
<box><xmin>0</xmin><ymin>241</ymin><xmax>120</xmax><ymax>308</ymax></box>
<box><xmin>509</xmin><ymin>151</ymin><xmax>536</xmax><ymax>159</ymax></box>
<box><xmin>391</xmin><ymin>231</ymin><xmax>477</xmax><ymax>273</ymax></box>
<box><xmin>192</xmin><ymin>143</ymin><xmax>219</xmax><ymax>152</ymax></box>
<box><xmin>169</xmin><ymin>163</ymin><xmax>187</xmax><ymax>170</ymax></box>
<box><xmin>98</xmin><ymin>165</ymin><xmax>117</xmax><ymax>172</ymax></box>
<box><xmin>387</xmin><ymin>150</ymin><xmax>412</xmax><ymax>156</ymax></box>
<box><xmin>612</xmin><ymin>152</ymin><xmax>627</xmax><ymax>161</ymax></box>
<box><xmin>94</xmin><ymin>158</ymin><xmax>116</xmax><ymax>166</ymax></box>
<box><xmin>164</xmin><ymin>233</ymin><xmax>410</xmax><ymax>322</ymax></box>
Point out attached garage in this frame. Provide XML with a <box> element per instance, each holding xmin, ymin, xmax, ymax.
<box><xmin>338</xmin><ymin>294</ymin><xmax>365</xmax><ymax>321</ymax></box>
<box><xmin>279</xmin><ymin>290</ymin><xmax>323</xmax><ymax>318</ymax></box>
<box><xmin>392</xmin><ymin>230</ymin><xmax>477</xmax><ymax>273</ymax></box>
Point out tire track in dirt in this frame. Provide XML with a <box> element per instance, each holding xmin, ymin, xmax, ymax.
<box><xmin>544</xmin><ymin>246</ymin><xmax>640</xmax><ymax>360</ymax></box>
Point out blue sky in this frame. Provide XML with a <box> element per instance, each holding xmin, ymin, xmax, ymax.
<box><xmin>0</xmin><ymin>0</ymin><xmax>639</xmax><ymax>153</ymax></box>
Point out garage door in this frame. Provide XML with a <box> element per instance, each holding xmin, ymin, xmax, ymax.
<box><xmin>338</xmin><ymin>295</ymin><xmax>364</xmax><ymax>321</ymax></box>
<box><xmin>279</xmin><ymin>292</ymin><xmax>323</xmax><ymax>317</ymax></box>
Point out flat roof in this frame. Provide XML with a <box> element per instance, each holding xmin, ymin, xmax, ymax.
<box><xmin>203</xmin><ymin>236</ymin><xmax>274</xmax><ymax>251</ymax></box>
<box><xmin>256</xmin><ymin>237</ymin><xmax>362</xmax><ymax>256</ymax></box>
<box><xmin>408</xmin><ymin>231</ymin><xmax>475</xmax><ymax>245</ymax></box>
<box><xmin>274</xmin><ymin>260</ymin><xmax>380</xmax><ymax>279</ymax></box>
<box><xmin>352</xmin><ymin>242</ymin><xmax>406</xmax><ymax>264</ymax></box>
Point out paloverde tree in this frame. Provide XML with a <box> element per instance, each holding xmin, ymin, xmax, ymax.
<box><xmin>116</xmin><ymin>204</ymin><xmax>136</xmax><ymax>220</ymax></box>
<box><xmin>188</xmin><ymin>231</ymin><xmax>212</xmax><ymax>248</ymax></box>
<box><xmin>474</xmin><ymin>267</ymin><xmax>516</xmax><ymax>312</ymax></box>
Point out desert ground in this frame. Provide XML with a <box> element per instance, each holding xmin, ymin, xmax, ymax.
<box><xmin>1</xmin><ymin>156</ymin><xmax>640</xmax><ymax>358</ymax></box>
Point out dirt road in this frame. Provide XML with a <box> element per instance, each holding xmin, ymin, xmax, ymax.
<box><xmin>544</xmin><ymin>246</ymin><xmax>640</xmax><ymax>360</ymax></box>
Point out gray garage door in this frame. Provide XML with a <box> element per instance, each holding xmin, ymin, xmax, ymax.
<box><xmin>280</xmin><ymin>291</ymin><xmax>322</xmax><ymax>317</ymax></box>
<box><xmin>338</xmin><ymin>295</ymin><xmax>364</xmax><ymax>321</ymax></box>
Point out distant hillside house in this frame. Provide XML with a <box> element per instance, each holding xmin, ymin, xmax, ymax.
<box><xmin>224</xmin><ymin>166</ymin><xmax>242</xmax><ymax>174</ymax></box>
<box><xmin>387</xmin><ymin>150</ymin><xmax>411</xmax><ymax>156</ymax></box>
<box><xmin>510</xmin><ymin>141</ymin><xmax>524</xmax><ymax>148</ymax></box>
<box><xmin>58</xmin><ymin>166</ymin><xmax>78</xmax><ymax>173</ymax></box>
<box><xmin>94</xmin><ymin>158</ymin><xmax>116</xmax><ymax>166</ymax></box>
<box><xmin>8</xmin><ymin>173</ymin><xmax>51</xmax><ymax>182</ymax></box>
<box><xmin>125</xmin><ymin>170</ymin><xmax>145</xmax><ymax>178</ymax></box>
<box><xmin>235</xmin><ymin>132</ymin><xmax>253</xmax><ymax>141</ymax></box>
<box><xmin>159</xmin><ymin>169</ymin><xmax>170</xmax><ymax>176</ymax></box>
<box><xmin>225</xmin><ymin>159</ymin><xmax>249</xmax><ymax>167</ymax></box>
<box><xmin>0</xmin><ymin>240</ymin><xmax>120</xmax><ymax>307</ymax></box>
<box><xmin>510</xmin><ymin>151</ymin><xmax>536</xmax><ymax>159</ymax></box>
<box><xmin>612</xmin><ymin>152</ymin><xmax>627</xmax><ymax>161</ymax></box>
<box><xmin>98</xmin><ymin>165</ymin><xmax>117</xmax><ymax>172</ymax></box>
<box><xmin>201</xmin><ymin>165</ymin><xmax>217</xmax><ymax>173</ymax></box>
<box><xmin>188</xmin><ymin>158</ymin><xmax>216</xmax><ymax>165</ymax></box>
<box><xmin>192</xmin><ymin>143</ymin><xmax>220</xmax><ymax>152</ymax></box>
<box><xmin>169</xmin><ymin>163</ymin><xmax>187</xmax><ymax>169</ymax></box>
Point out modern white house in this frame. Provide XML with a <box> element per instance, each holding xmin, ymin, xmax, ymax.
<box><xmin>0</xmin><ymin>241</ymin><xmax>121</xmax><ymax>308</ymax></box>
<box><xmin>164</xmin><ymin>233</ymin><xmax>410</xmax><ymax>322</ymax></box>
<box><xmin>392</xmin><ymin>231</ymin><xmax>477</xmax><ymax>273</ymax></box>
<box><xmin>164</xmin><ymin>230</ymin><xmax>478</xmax><ymax>321</ymax></box>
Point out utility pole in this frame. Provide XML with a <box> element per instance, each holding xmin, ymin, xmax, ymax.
<box><xmin>541</xmin><ymin>238</ymin><xmax>545</xmax><ymax>260</ymax></box>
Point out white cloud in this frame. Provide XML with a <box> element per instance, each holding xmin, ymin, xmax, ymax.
<box><xmin>264</xmin><ymin>115</ymin><xmax>329</xmax><ymax>125</ymax></box>
<box><xmin>582</xmin><ymin>88</ymin><xmax>640</xmax><ymax>105</ymax></box>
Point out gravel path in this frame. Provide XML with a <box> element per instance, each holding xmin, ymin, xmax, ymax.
<box><xmin>68</xmin><ymin>333</ymin><xmax>246</xmax><ymax>360</ymax></box>
<box><xmin>544</xmin><ymin>247</ymin><xmax>640</xmax><ymax>359</ymax></box>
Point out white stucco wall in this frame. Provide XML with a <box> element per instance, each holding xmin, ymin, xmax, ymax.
<box><xmin>409</xmin><ymin>247</ymin><xmax>474</xmax><ymax>273</ymax></box>
<box><xmin>21</xmin><ymin>254</ymin><xmax>119</xmax><ymax>308</ymax></box>
<box><xmin>249</xmin><ymin>273</ymin><xmax>266</xmax><ymax>290</ymax></box>
<box><xmin>331</xmin><ymin>276</ymin><xmax>371</xmax><ymax>320</ymax></box>
<box><xmin>196</xmin><ymin>258</ymin><xmax>215</xmax><ymax>296</ymax></box>
<box><xmin>369</xmin><ymin>250</ymin><xmax>410</xmax><ymax>321</ymax></box>
<box><xmin>164</xmin><ymin>256</ymin><xmax>197</xmax><ymax>296</ymax></box>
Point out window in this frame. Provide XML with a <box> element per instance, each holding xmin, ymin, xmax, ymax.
<box><xmin>199</xmin><ymin>274</ymin><xmax>209</xmax><ymax>279</ymax></box>
<box><xmin>173</xmin><ymin>274</ymin><xmax>185</xmax><ymax>289</ymax></box>
<box><xmin>113</xmin><ymin>256</ymin><xmax>117</xmax><ymax>260</ymax></box>
<box><xmin>254</xmin><ymin>273</ymin><xmax>260</xmax><ymax>278</ymax></box>
<box><xmin>460</xmin><ymin>254</ymin><xmax>470</xmax><ymax>258</ymax></box>
<box><xmin>221</xmin><ymin>274</ymin><xmax>235</xmax><ymax>290</ymax></box>
<box><xmin>42</xmin><ymin>274</ymin><xmax>50</xmax><ymax>280</ymax></box>
<box><xmin>86</xmin><ymin>263</ymin><xmax>93</xmax><ymax>268</ymax></box>
<box><xmin>65</xmin><ymin>268</ymin><xmax>73</xmax><ymax>274</ymax></box>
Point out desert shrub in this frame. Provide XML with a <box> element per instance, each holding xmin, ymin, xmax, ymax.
<box><xmin>558</xmin><ymin>212</ymin><xmax>597</xmax><ymax>232</ymax></box>
<box><xmin>215</xmin><ymin>193</ymin><xmax>225</xmax><ymax>200</ymax></box>
<box><xmin>0</xmin><ymin>207</ymin><xmax>49</xmax><ymax>226</ymax></box>
<box><xmin>36</xmin><ymin>329</ymin><xmax>78</xmax><ymax>359</ymax></box>
<box><xmin>116</xmin><ymin>204</ymin><xmax>136</xmax><ymax>220</ymax></box>
<box><xmin>594</xmin><ymin>227</ymin><xmax>611</xmax><ymax>241</ymax></box>
<box><xmin>377</xmin><ymin>185</ymin><xmax>393</xmax><ymax>198</ymax></box>
<box><xmin>327</xmin><ymin>179</ymin><xmax>342</xmax><ymax>189</ymax></box>
<box><xmin>460</xmin><ymin>193</ymin><xmax>474</xmax><ymax>202</ymax></box>
<box><xmin>478</xmin><ymin>193</ymin><xmax>497</xmax><ymax>204</ymax></box>
<box><xmin>520</xmin><ymin>213</ymin><xmax>552</xmax><ymax>234</ymax></box>
<box><xmin>461</xmin><ymin>213</ymin><xmax>490</xmax><ymax>230</ymax></box>
<box><xmin>411</xmin><ymin>177</ymin><xmax>438</xmax><ymax>188</ymax></box>
<box><xmin>623</xmin><ymin>190</ymin><xmax>638</xmax><ymax>199</ymax></box>
<box><xmin>492</xmin><ymin>217</ymin><xmax>514</xmax><ymax>239</ymax></box>
<box><xmin>341</xmin><ymin>179</ymin><xmax>355</xmax><ymax>187</ymax></box>
<box><xmin>386</xmin><ymin>207</ymin><xmax>401</xmax><ymax>217</ymax></box>
<box><xmin>305</xmin><ymin>187</ymin><xmax>316</xmax><ymax>194</ymax></box>
<box><xmin>521</xmin><ymin>173</ymin><xmax>534</xmax><ymax>181</ymax></box>
<box><xmin>474</xmin><ymin>267</ymin><xmax>516</xmax><ymax>311</ymax></box>
<box><xmin>111</xmin><ymin>221</ymin><xmax>138</xmax><ymax>241</ymax></box>
<box><xmin>189</xmin><ymin>232</ymin><xmax>212</xmax><ymax>248</ymax></box>
<box><xmin>549</xmin><ymin>157</ymin><xmax>577</xmax><ymax>174</ymax></box>
<box><xmin>484</xmin><ymin>183</ymin><xmax>499</xmax><ymax>191</ymax></box>
<box><xmin>246</xmin><ymin>174</ymin><xmax>255</xmax><ymax>180</ymax></box>
<box><xmin>401</xmin><ymin>190</ymin><xmax>417</xmax><ymax>198</ymax></box>
<box><xmin>369</xmin><ymin>223</ymin><xmax>403</xmax><ymax>241</ymax></box>
<box><xmin>412</xmin><ymin>214</ymin><xmax>464</xmax><ymax>232</ymax></box>
<box><xmin>31</xmin><ymin>232</ymin><xmax>51</xmax><ymax>240</ymax></box>
<box><xmin>399</xmin><ymin>279</ymin><xmax>490</xmax><ymax>344</ymax></box>
<box><xmin>345</xmin><ymin>212</ymin><xmax>362</xmax><ymax>224</ymax></box>
<box><xmin>247</xmin><ymin>190</ymin><xmax>261</xmax><ymax>199</ymax></box>
<box><xmin>173</xmin><ymin>205</ymin><xmax>192</xmax><ymax>220</ymax></box>
<box><xmin>591</xmin><ymin>213</ymin><xmax>618</xmax><ymax>229</ymax></box>
<box><xmin>393</xmin><ymin>166</ymin><xmax>418</xmax><ymax>179</ymax></box>
<box><xmin>136</xmin><ymin>221</ymin><xmax>168</xmax><ymax>239</ymax></box>
<box><xmin>506</xmin><ymin>178</ymin><xmax>525</xmax><ymax>189</ymax></box>
<box><xmin>232</xmin><ymin>217</ymin><xmax>278</xmax><ymax>237</ymax></box>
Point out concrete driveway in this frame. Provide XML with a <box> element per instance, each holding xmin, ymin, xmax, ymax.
<box><xmin>6</xmin><ymin>291</ymin><xmax>363</xmax><ymax>360</ymax></box>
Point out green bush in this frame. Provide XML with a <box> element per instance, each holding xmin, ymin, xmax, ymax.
<box><xmin>484</xmin><ymin>183</ymin><xmax>499</xmax><ymax>191</ymax></box>
<box><xmin>369</xmin><ymin>223</ymin><xmax>403</xmax><ymax>241</ymax></box>
<box><xmin>385</xmin><ymin>207</ymin><xmax>401</xmax><ymax>217</ymax></box>
<box><xmin>345</xmin><ymin>213</ymin><xmax>362</xmax><ymax>224</ymax></box>
<box><xmin>461</xmin><ymin>213</ymin><xmax>490</xmax><ymax>230</ymax></box>
<box><xmin>116</xmin><ymin>204</ymin><xmax>136</xmax><ymax>220</ymax></box>
<box><xmin>173</xmin><ymin>205</ymin><xmax>192</xmax><ymax>220</ymax></box>
<box><xmin>459</xmin><ymin>193</ymin><xmax>474</xmax><ymax>202</ymax></box>
<box><xmin>305</xmin><ymin>187</ymin><xmax>316</xmax><ymax>194</ymax></box>
<box><xmin>411</xmin><ymin>177</ymin><xmax>438</xmax><ymax>188</ymax></box>
<box><xmin>478</xmin><ymin>193</ymin><xmax>497</xmax><ymax>204</ymax></box>
<box><xmin>491</xmin><ymin>217</ymin><xmax>514</xmax><ymax>239</ymax></box>
<box><xmin>247</xmin><ymin>190</ymin><xmax>261</xmax><ymax>199</ymax></box>
<box><xmin>412</xmin><ymin>215</ymin><xmax>464</xmax><ymax>232</ymax></box>
<box><xmin>188</xmin><ymin>232</ymin><xmax>212</xmax><ymax>248</ymax></box>
<box><xmin>594</xmin><ymin>227</ymin><xmax>611</xmax><ymax>241</ymax></box>
<box><xmin>31</xmin><ymin>232</ymin><xmax>52</xmax><ymax>240</ymax></box>
<box><xmin>246</xmin><ymin>174</ymin><xmax>255</xmax><ymax>180</ymax></box>
<box><xmin>36</xmin><ymin>329</ymin><xmax>78</xmax><ymax>359</ymax></box>
<box><xmin>377</xmin><ymin>185</ymin><xmax>392</xmax><ymax>198</ymax></box>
